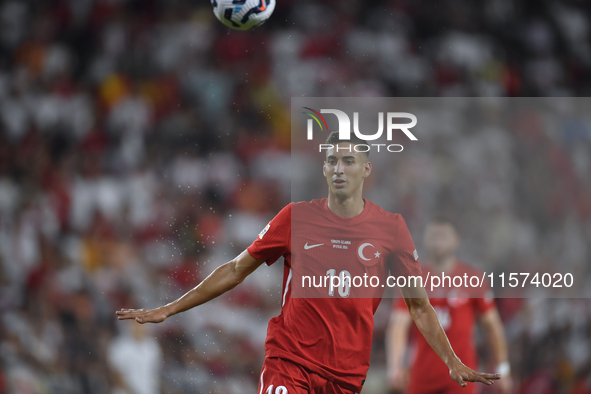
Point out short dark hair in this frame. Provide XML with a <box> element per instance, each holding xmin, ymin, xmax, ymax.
<box><xmin>428</xmin><ymin>212</ymin><xmax>458</xmax><ymax>231</ymax></box>
<box><xmin>324</xmin><ymin>131</ymin><xmax>370</xmax><ymax>158</ymax></box>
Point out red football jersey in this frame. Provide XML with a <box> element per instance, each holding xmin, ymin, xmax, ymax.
<box><xmin>248</xmin><ymin>199</ymin><xmax>421</xmax><ymax>392</ymax></box>
<box><xmin>394</xmin><ymin>261</ymin><xmax>495</xmax><ymax>394</ymax></box>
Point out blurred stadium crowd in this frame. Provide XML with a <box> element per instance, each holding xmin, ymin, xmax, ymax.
<box><xmin>0</xmin><ymin>0</ymin><xmax>590</xmax><ymax>393</ymax></box>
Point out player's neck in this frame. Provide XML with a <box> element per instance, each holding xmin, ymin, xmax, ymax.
<box><xmin>430</xmin><ymin>255</ymin><xmax>457</xmax><ymax>273</ymax></box>
<box><xmin>327</xmin><ymin>194</ymin><xmax>365</xmax><ymax>218</ymax></box>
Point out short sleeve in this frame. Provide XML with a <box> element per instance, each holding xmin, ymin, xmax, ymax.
<box><xmin>474</xmin><ymin>288</ymin><xmax>496</xmax><ymax>315</ymax></box>
<box><xmin>247</xmin><ymin>203</ymin><xmax>291</xmax><ymax>266</ymax></box>
<box><xmin>390</xmin><ymin>214</ymin><xmax>422</xmax><ymax>278</ymax></box>
<box><xmin>393</xmin><ymin>297</ymin><xmax>408</xmax><ymax>311</ymax></box>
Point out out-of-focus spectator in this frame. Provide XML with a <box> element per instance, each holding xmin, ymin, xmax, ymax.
<box><xmin>108</xmin><ymin>323</ymin><xmax>162</xmax><ymax>394</ymax></box>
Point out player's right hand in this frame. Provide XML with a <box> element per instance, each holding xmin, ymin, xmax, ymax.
<box><xmin>116</xmin><ymin>307</ymin><xmax>170</xmax><ymax>324</ymax></box>
<box><xmin>388</xmin><ymin>367</ymin><xmax>408</xmax><ymax>393</ymax></box>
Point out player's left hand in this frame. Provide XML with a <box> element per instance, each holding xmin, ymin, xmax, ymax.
<box><xmin>495</xmin><ymin>374</ymin><xmax>512</xmax><ymax>394</ymax></box>
<box><xmin>448</xmin><ymin>360</ymin><xmax>501</xmax><ymax>387</ymax></box>
<box><xmin>116</xmin><ymin>306</ymin><xmax>171</xmax><ymax>324</ymax></box>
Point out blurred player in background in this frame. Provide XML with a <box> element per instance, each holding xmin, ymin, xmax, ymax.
<box><xmin>117</xmin><ymin>132</ymin><xmax>501</xmax><ymax>393</ymax></box>
<box><xmin>387</xmin><ymin>215</ymin><xmax>512</xmax><ymax>394</ymax></box>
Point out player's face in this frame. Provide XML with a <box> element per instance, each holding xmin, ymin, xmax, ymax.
<box><xmin>424</xmin><ymin>223</ymin><xmax>459</xmax><ymax>261</ymax></box>
<box><xmin>322</xmin><ymin>143</ymin><xmax>371</xmax><ymax>199</ymax></box>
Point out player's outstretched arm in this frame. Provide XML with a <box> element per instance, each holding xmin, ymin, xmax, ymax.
<box><xmin>386</xmin><ymin>309</ymin><xmax>412</xmax><ymax>392</ymax></box>
<box><xmin>480</xmin><ymin>308</ymin><xmax>513</xmax><ymax>394</ymax></box>
<box><xmin>116</xmin><ymin>249</ymin><xmax>266</xmax><ymax>324</ymax></box>
<box><xmin>399</xmin><ymin>286</ymin><xmax>501</xmax><ymax>388</ymax></box>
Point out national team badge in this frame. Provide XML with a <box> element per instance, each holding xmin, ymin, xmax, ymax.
<box><xmin>357</xmin><ymin>240</ymin><xmax>382</xmax><ymax>267</ymax></box>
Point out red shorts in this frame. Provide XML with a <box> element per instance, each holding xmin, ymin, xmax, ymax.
<box><xmin>257</xmin><ymin>357</ymin><xmax>356</xmax><ymax>394</ymax></box>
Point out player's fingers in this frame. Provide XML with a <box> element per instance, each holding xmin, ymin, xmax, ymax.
<box><xmin>469</xmin><ymin>373</ymin><xmax>500</xmax><ymax>383</ymax></box>
<box><xmin>116</xmin><ymin>308</ymin><xmax>146</xmax><ymax>314</ymax></box>
<box><xmin>116</xmin><ymin>311</ymin><xmax>136</xmax><ymax>317</ymax></box>
<box><xmin>116</xmin><ymin>309</ymin><xmax>150</xmax><ymax>320</ymax></box>
<box><xmin>450</xmin><ymin>373</ymin><xmax>467</xmax><ymax>387</ymax></box>
<box><xmin>116</xmin><ymin>310</ymin><xmax>134</xmax><ymax>315</ymax></box>
<box><xmin>116</xmin><ymin>309</ymin><xmax>147</xmax><ymax>318</ymax></box>
<box><xmin>471</xmin><ymin>376</ymin><xmax>493</xmax><ymax>385</ymax></box>
<box><xmin>467</xmin><ymin>373</ymin><xmax>499</xmax><ymax>385</ymax></box>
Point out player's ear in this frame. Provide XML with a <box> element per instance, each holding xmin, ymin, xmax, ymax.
<box><xmin>453</xmin><ymin>232</ymin><xmax>461</xmax><ymax>249</ymax></box>
<box><xmin>322</xmin><ymin>161</ymin><xmax>326</xmax><ymax>177</ymax></box>
<box><xmin>449</xmin><ymin>226</ymin><xmax>460</xmax><ymax>250</ymax></box>
<box><xmin>363</xmin><ymin>161</ymin><xmax>372</xmax><ymax>177</ymax></box>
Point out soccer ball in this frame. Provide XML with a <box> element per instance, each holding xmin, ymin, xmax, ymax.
<box><xmin>211</xmin><ymin>0</ymin><xmax>276</xmax><ymax>31</ymax></box>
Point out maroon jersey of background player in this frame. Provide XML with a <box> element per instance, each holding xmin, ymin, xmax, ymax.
<box><xmin>394</xmin><ymin>261</ymin><xmax>495</xmax><ymax>394</ymax></box>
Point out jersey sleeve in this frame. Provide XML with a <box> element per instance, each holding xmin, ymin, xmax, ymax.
<box><xmin>474</xmin><ymin>289</ymin><xmax>496</xmax><ymax>315</ymax></box>
<box><xmin>390</xmin><ymin>214</ymin><xmax>422</xmax><ymax>277</ymax></box>
<box><xmin>393</xmin><ymin>297</ymin><xmax>408</xmax><ymax>311</ymax></box>
<box><xmin>247</xmin><ymin>203</ymin><xmax>291</xmax><ymax>266</ymax></box>
<box><xmin>467</xmin><ymin>266</ymin><xmax>496</xmax><ymax>314</ymax></box>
